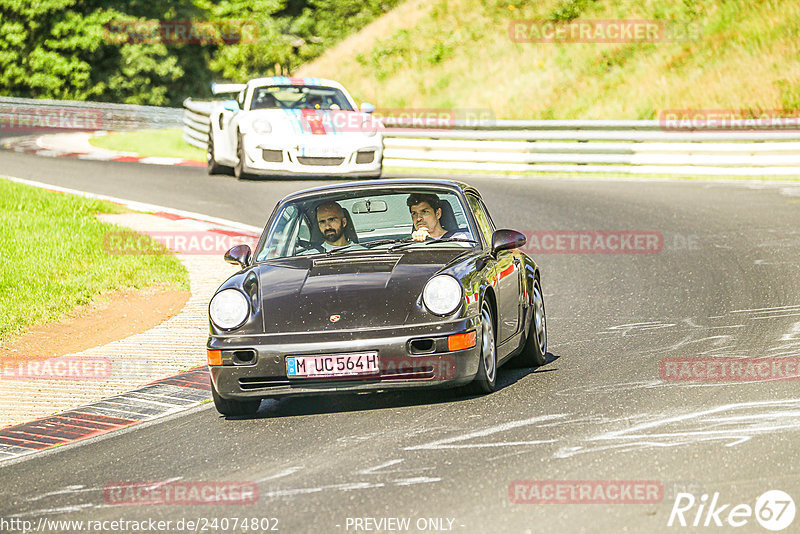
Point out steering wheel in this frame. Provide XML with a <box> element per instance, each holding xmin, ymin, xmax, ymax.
<box><xmin>295</xmin><ymin>239</ymin><xmax>325</xmax><ymax>255</ymax></box>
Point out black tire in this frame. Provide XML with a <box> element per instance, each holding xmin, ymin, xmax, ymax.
<box><xmin>212</xmin><ymin>385</ymin><xmax>261</xmax><ymax>416</ymax></box>
<box><xmin>234</xmin><ymin>132</ymin><xmax>250</xmax><ymax>179</ymax></box>
<box><xmin>465</xmin><ymin>300</ymin><xmax>498</xmax><ymax>394</ymax></box>
<box><xmin>511</xmin><ymin>278</ymin><xmax>547</xmax><ymax>367</ymax></box>
<box><xmin>207</xmin><ymin>132</ymin><xmax>233</xmax><ymax>175</ymax></box>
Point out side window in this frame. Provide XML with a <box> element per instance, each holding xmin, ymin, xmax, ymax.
<box><xmin>297</xmin><ymin>216</ymin><xmax>311</xmax><ymax>242</ymax></box>
<box><xmin>257</xmin><ymin>205</ymin><xmax>298</xmax><ymax>260</ymax></box>
<box><xmin>478</xmin><ymin>198</ymin><xmax>497</xmax><ymax>232</ymax></box>
<box><xmin>237</xmin><ymin>89</ymin><xmax>246</xmax><ymax>110</ymax></box>
<box><xmin>466</xmin><ymin>194</ymin><xmax>493</xmax><ymax>246</ymax></box>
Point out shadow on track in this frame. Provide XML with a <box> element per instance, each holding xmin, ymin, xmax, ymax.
<box><xmin>215</xmin><ymin>352</ymin><xmax>560</xmax><ymax>420</ymax></box>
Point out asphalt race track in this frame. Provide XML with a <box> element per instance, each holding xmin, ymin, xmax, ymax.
<box><xmin>2</xmin><ymin>149</ymin><xmax>800</xmax><ymax>533</ymax></box>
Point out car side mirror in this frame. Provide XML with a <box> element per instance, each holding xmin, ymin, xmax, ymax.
<box><xmin>224</xmin><ymin>244</ymin><xmax>251</xmax><ymax>268</ymax></box>
<box><xmin>491</xmin><ymin>229</ymin><xmax>526</xmax><ymax>255</ymax></box>
<box><xmin>360</xmin><ymin>102</ymin><xmax>375</xmax><ymax>114</ymax></box>
<box><xmin>223</xmin><ymin>100</ymin><xmax>240</xmax><ymax>112</ymax></box>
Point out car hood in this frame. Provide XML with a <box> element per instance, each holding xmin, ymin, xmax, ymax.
<box><xmin>256</xmin><ymin>249</ymin><xmax>469</xmax><ymax>333</ymax></box>
<box><xmin>243</xmin><ymin>108</ymin><xmax>378</xmax><ymax>137</ymax></box>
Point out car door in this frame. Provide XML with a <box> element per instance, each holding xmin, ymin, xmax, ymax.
<box><xmin>466</xmin><ymin>194</ymin><xmax>521</xmax><ymax>344</ymax></box>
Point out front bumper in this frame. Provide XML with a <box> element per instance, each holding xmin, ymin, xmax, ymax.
<box><xmin>208</xmin><ymin>317</ymin><xmax>481</xmax><ymax>399</ymax></box>
<box><xmin>242</xmin><ymin>134</ymin><xmax>383</xmax><ymax>176</ymax></box>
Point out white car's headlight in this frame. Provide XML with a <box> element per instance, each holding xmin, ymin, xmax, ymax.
<box><xmin>209</xmin><ymin>289</ymin><xmax>249</xmax><ymax>329</ymax></box>
<box><xmin>252</xmin><ymin>119</ymin><xmax>272</xmax><ymax>134</ymax></box>
<box><xmin>422</xmin><ymin>275</ymin><xmax>463</xmax><ymax>316</ymax></box>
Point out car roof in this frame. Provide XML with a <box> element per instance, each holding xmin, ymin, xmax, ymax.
<box><xmin>248</xmin><ymin>76</ymin><xmax>344</xmax><ymax>90</ymax></box>
<box><xmin>279</xmin><ymin>179</ymin><xmax>479</xmax><ymax>203</ymax></box>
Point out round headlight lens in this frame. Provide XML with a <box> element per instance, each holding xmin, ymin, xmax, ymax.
<box><xmin>252</xmin><ymin>119</ymin><xmax>272</xmax><ymax>133</ymax></box>
<box><xmin>422</xmin><ymin>275</ymin><xmax>463</xmax><ymax>316</ymax></box>
<box><xmin>209</xmin><ymin>289</ymin><xmax>249</xmax><ymax>329</ymax></box>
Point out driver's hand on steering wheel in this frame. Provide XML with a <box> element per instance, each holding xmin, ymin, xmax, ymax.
<box><xmin>412</xmin><ymin>226</ymin><xmax>431</xmax><ymax>241</ymax></box>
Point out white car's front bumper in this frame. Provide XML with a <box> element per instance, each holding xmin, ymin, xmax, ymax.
<box><xmin>241</xmin><ymin>134</ymin><xmax>383</xmax><ymax>176</ymax></box>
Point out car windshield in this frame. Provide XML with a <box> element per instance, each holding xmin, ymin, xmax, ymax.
<box><xmin>250</xmin><ymin>85</ymin><xmax>354</xmax><ymax>111</ymax></box>
<box><xmin>254</xmin><ymin>189</ymin><xmax>477</xmax><ymax>261</ymax></box>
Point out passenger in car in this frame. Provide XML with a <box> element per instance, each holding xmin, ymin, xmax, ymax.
<box><xmin>407</xmin><ymin>193</ymin><xmax>470</xmax><ymax>241</ymax></box>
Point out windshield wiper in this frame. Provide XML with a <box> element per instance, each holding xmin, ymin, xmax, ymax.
<box><xmin>325</xmin><ymin>237</ymin><xmax>476</xmax><ymax>256</ymax></box>
<box><xmin>390</xmin><ymin>237</ymin><xmax>479</xmax><ymax>251</ymax></box>
<box><xmin>424</xmin><ymin>237</ymin><xmax>479</xmax><ymax>245</ymax></box>
<box><xmin>324</xmin><ymin>238</ymin><xmax>408</xmax><ymax>255</ymax></box>
<box><xmin>364</xmin><ymin>238</ymin><xmax>412</xmax><ymax>250</ymax></box>
<box><xmin>325</xmin><ymin>243</ymin><xmax>359</xmax><ymax>255</ymax></box>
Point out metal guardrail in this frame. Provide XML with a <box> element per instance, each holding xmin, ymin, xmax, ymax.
<box><xmin>0</xmin><ymin>96</ymin><xmax>183</xmax><ymax>132</ymax></box>
<box><xmin>183</xmin><ymin>97</ymin><xmax>800</xmax><ymax>175</ymax></box>
<box><xmin>183</xmin><ymin>99</ymin><xmax>214</xmax><ymax>148</ymax></box>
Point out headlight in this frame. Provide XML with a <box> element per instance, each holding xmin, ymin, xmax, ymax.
<box><xmin>422</xmin><ymin>275</ymin><xmax>463</xmax><ymax>316</ymax></box>
<box><xmin>209</xmin><ymin>289</ymin><xmax>249</xmax><ymax>329</ymax></box>
<box><xmin>252</xmin><ymin>119</ymin><xmax>272</xmax><ymax>134</ymax></box>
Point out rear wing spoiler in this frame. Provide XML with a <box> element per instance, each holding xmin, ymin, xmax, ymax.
<box><xmin>212</xmin><ymin>83</ymin><xmax>247</xmax><ymax>95</ymax></box>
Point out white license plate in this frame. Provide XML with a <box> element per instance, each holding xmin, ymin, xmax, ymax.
<box><xmin>299</xmin><ymin>147</ymin><xmax>343</xmax><ymax>157</ymax></box>
<box><xmin>286</xmin><ymin>352</ymin><xmax>379</xmax><ymax>378</ymax></box>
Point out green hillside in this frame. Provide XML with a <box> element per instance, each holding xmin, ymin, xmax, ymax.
<box><xmin>295</xmin><ymin>0</ymin><xmax>800</xmax><ymax>119</ymax></box>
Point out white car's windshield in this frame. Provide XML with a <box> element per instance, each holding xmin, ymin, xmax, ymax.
<box><xmin>250</xmin><ymin>85</ymin><xmax>354</xmax><ymax>111</ymax></box>
<box><xmin>255</xmin><ymin>189</ymin><xmax>477</xmax><ymax>261</ymax></box>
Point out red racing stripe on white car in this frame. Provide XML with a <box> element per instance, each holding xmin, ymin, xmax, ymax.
<box><xmin>301</xmin><ymin>109</ymin><xmax>327</xmax><ymax>135</ymax></box>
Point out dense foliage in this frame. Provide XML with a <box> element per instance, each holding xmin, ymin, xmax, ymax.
<box><xmin>0</xmin><ymin>0</ymin><xmax>400</xmax><ymax>106</ymax></box>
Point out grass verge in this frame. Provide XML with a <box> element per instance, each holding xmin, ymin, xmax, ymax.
<box><xmin>296</xmin><ymin>0</ymin><xmax>800</xmax><ymax>119</ymax></box>
<box><xmin>89</xmin><ymin>129</ymin><xmax>206</xmax><ymax>161</ymax></box>
<box><xmin>0</xmin><ymin>178</ymin><xmax>190</xmax><ymax>342</ymax></box>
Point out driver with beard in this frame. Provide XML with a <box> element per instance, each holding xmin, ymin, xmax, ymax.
<box><xmin>315</xmin><ymin>200</ymin><xmax>352</xmax><ymax>250</ymax></box>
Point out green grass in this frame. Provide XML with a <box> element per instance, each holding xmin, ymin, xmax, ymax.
<box><xmin>89</xmin><ymin>129</ymin><xmax>206</xmax><ymax>161</ymax></box>
<box><xmin>0</xmin><ymin>178</ymin><xmax>189</xmax><ymax>342</ymax></box>
<box><xmin>295</xmin><ymin>0</ymin><xmax>800</xmax><ymax>119</ymax></box>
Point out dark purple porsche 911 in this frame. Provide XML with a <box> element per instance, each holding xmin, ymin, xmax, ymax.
<box><xmin>207</xmin><ymin>179</ymin><xmax>547</xmax><ymax>416</ymax></box>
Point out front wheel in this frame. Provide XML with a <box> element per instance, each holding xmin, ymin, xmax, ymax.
<box><xmin>233</xmin><ymin>132</ymin><xmax>250</xmax><ymax>179</ymax></box>
<box><xmin>465</xmin><ymin>300</ymin><xmax>497</xmax><ymax>394</ymax></box>
<box><xmin>511</xmin><ymin>278</ymin><xmax>547</xmax><ymax>367</ymax></box>
<box><xmin>207</xmin><ymin>133</ymin><xmax>233</xmax><ymax>175</ymax></box>
<box><xmin>212</xmin><ymin>385</ymin><xmax>261</xmax><ymax>416</ymax></box>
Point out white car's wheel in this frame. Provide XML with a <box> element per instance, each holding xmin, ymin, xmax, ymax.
<box><xmin>233</xmin><ymin>132</ymin><xmax>254</xmax><ymax>180</ymax></box>
<box><xmin>207</xmin><ymin>132</ymin><xmax>232</xmax><ymax>175</ymax></box>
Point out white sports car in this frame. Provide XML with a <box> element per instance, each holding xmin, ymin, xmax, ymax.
<box><xmin>207</xmin><ymin>77</ymin><xmax>383</xmax><ymax>179</ymax></box>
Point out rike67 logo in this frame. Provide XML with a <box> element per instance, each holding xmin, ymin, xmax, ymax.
<box><xmin>668</xmin><ymin>490</ymin><xmax>795</xmax><ymax>531</ymax></box>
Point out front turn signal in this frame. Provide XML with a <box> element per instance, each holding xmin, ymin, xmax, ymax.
<box><xmin>448</xmin><ymin>330</ymin><xmax>477</xmax><ymax>351</ymax></box>
<box><xmin>207</xmin><ymin>349</ymin><xmax>222</xmax><ymax>366</ymax></box>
